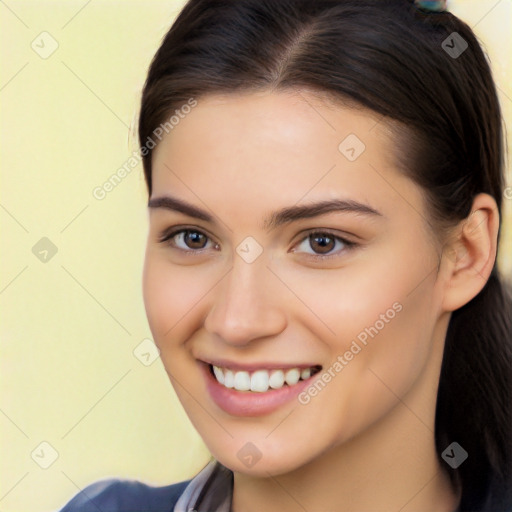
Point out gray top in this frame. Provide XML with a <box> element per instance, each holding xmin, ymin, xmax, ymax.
<box><xmin>174</xmin><ymin>459</ymin><xmax>233</xmax><ymax>512</ymax></box>
<box><xmin>172</xmin><ymin>459</ymin><xmax>465</xmax><ymax>512</ymax></box>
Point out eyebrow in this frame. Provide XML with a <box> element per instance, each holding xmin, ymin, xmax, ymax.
<box><xmin>148</xmin><ymin>195</ymin><xmax>383</xmax><ymax>231</ymax></box>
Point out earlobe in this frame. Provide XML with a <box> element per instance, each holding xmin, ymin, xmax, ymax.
<box><xmin>440</xmin><ymin>194</ymin><xmax>499</xmax><ymax>312</ymax></box>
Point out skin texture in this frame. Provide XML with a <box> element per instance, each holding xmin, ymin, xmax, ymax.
<box><xmin>142</xmin><ymin>90</ymin><xmax>498</xmax><ymax>512</ymax></box>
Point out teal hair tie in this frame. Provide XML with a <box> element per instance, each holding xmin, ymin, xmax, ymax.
<box><xmin>414</xmin><ymin>0</ymin><xmax>447</xmax><ymax>12</ymax></box>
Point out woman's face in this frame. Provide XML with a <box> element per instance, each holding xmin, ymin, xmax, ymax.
<box><xmin>143</xmin><ymin>90</ymin><xmax>448</xmax><ymax>476</ymax></box>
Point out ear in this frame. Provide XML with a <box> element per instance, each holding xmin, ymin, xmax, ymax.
<box><xmin>440</xmin><ymin>193</ymin><xmax>500</xmax><ymax>312</ymax></box>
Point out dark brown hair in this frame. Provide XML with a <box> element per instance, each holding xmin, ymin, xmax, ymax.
<box><xmin>138</xmin><ymin>1</ymin><xmax>512</xmax><ymax>510</ymax></box>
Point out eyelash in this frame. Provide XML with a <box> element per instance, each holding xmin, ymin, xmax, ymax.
<box><xmin>157</xmin><ymin>226</ymin><xmax>357</xmax><ymax>260</ymax></box>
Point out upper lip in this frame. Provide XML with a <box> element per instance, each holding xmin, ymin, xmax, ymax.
<box><xmin>199</xmin><ymin>357</ymin><xmax>321</xmax><ymax>372</ymax></box>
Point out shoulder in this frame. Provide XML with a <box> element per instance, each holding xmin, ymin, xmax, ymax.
<box><xmin>58</xmin><ymin>477</ymin><xmax>191</xmax><ymax>512</ymax></box>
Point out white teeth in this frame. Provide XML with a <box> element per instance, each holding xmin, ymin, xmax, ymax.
<box><xmin>233</xmin><ymin>371</ymin><xmax>251</xmax><ymax>391</ymax></box>
<box><xmin>213</xmin><ymin>366</ymin><xmax>224</xmax><ymax>385</ymax></box>
<box><xmin>224</xmin><ymin>369</ymin><xmax>234</xmax><ymax>388</ymax></box>
<box><xmin>285</xmin><ymin>368</ymin><xmax>300</xmax><ymax>386</ymax></box>
<box><xmin>300</xmin><ymin>368</ymin><xmax>311</xmax><ymax>380</ymax></box>
<box><xmin>269</xmin><ymin>369</ymin><xmax>285</xmax><ymax>389</ymax></box>
<box><xmin>250</xmin><ymin>370</ymin><xmax>269</xmax><ymax>392</ymax></box>
<box><xmin>211</xmin><ymin>365</ymin><xmax>317</xmax><ymax>392</ymax></box>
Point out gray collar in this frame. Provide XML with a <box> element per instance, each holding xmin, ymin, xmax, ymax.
<box><xmin>174</xmin><ymin>459</ymin><xmax>233</xmax><ymax>512</ymax></box>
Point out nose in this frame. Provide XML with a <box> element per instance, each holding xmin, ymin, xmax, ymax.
<box><xmin>203</xmin><ymin>255</ymin><xmax>287</xmax><ymax>347</ymax></box>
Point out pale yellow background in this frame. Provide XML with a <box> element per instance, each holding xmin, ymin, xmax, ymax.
<box><xmin>1</xmin><ymin>1</ymin><xmax>510</xmax><ymax>511</ymax></box>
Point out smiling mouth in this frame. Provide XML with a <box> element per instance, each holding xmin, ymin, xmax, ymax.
<box><xmin>208</xmin><ymin>364</ymin><xmax>322</xmax><ymax>393</ymax></box>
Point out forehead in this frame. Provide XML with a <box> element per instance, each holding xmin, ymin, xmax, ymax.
<box><xmin>153</xmin><ymin>90</ymin><xmax>388</xmax><ymax>171</ymax></box>
<box><xmin>150</xmin><ymin>90</ymin><xmax>424</xmax><ymax>229</ymax></box>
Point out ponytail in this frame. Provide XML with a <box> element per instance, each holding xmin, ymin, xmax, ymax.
<box><xmin>436</xmin><ymin>269</ymin><xmax>512</xmax><ymax>510</ymax></box>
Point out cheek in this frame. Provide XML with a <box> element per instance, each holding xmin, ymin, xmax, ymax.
<box><xmin>280</xmin><ymin>239</ymin><xmax>436</xmax><ymax>352</ymax></box>
<box><xmin>287</xmin><ymin>239</ymin><xmax>438</xmax><ymax>430</ymax></box>
<box><xmin>142</xmin><ymin>249</ymin><xmax>210</xmax><ymax>345</ymax></box>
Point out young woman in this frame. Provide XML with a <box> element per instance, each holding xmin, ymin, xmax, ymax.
<box><xmin>59</xmin><ymin>0</ymin><xmax>512</xmax><ymax>510</ymax></box>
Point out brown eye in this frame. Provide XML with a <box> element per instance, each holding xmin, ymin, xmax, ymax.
<box><xmin>158</xmin><ymin>228</ymin><xmax>217</xmax><ymax>253</ymax></box>
<box><xmin>309</xmin><ymin>233</ymin><xmax>335</xmax><ymax>254</ymax></box>
<box><xmin>292</xmin><ymin>230</ymin><xmax>356</xmax><ymax>260</ymax></box>
<box><xmin>182</xmin><ymin>230</ymin><xmax>208</xmax><ymax>249</ymax></box>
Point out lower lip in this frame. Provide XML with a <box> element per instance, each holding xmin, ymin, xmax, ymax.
<box><xmin>200</xmin><ymin>362</ymin><xmax>317</xmax><ymax>417</ymax></box>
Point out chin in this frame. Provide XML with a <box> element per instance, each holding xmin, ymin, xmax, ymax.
<box><xmin>205</xmin><ymin>435</ymin><xmax>323</xmax><ymax>477</ymax></box>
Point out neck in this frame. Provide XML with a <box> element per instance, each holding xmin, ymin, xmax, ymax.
<box><xmin>231</xmin><ymin>316</ymin><xmax>460</xmax><ymax>512</ymax></box>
